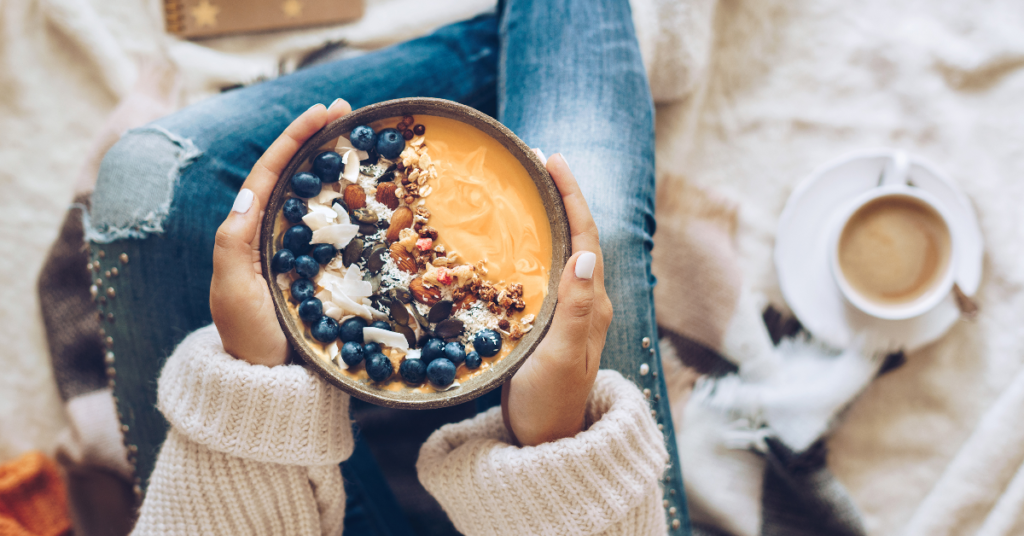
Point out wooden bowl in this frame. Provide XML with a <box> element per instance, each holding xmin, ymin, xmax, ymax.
<box><xmin>260</xmin><ymin>98</ymin><xmax>570</xmax><ymax>409</ymax></box>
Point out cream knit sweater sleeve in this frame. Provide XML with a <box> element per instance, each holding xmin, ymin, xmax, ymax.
<box><xmin>417</xmin><ymin>370</ymin><xmax>670</xmax><ymax>536</ymax></box>
<box><xmin>131</xmin><ymin>325</ymin><xmax>354</xmax><ymax>536</ymax></box>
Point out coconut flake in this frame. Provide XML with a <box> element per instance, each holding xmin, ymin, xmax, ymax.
<box><xmin>302</xmin><ymin>205</ymin><xmax>338</xmax><ymax>231</ymax></box>
<box><xmin>276</xmin><ymin>273</ymin><xmax>293</xmax><ymax>291</ymax></box>
<box><xmin>311</xmin><ymin>223</ymin><xmax>360</xmax><ymax>249</ymax></box>
<box><xmin>405</xmin><ymin>349</ymin><xmax>422</xmax><ymax>360</ymax></box>
<box><xmin>314</xmin><ymin>189</ymin><xmax>344</xmax><ymax>207</ymax></box>
<box><xmin>342</xmin><ymin>150</ymin><xmax>360</xmax><ymax>182</ymax></box>
<box><xmin>335</xmin><ymin>137</ymin><xmax>369</xmax><ymax>160</ymax></box>
<box><xmin>363</xmin><ymin>327</ymin><xmax>409</xmax><ymax>350</ymax></box>
<box><xmin>328</xmin><ymin>286</ymin><xmax>373</xmax><ymax>320</ymax></box>
<box><xmin>324</xmin><ymin>305</ymin><xmax>344</xmax><ymax>320</ymax></box>
<box><xmin>332</xmin><ymin>204</ymin><xmax>351</xmax><ymax>225</ymax></box>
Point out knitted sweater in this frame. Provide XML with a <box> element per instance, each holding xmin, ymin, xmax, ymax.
<box><xmin>132</xmin><ymin>325</ymin><xmax>669</xmax><ymax>535</ymax></box>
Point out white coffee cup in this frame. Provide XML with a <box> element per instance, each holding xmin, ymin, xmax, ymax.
<box><xmin>828</xmin><ymin>155</ymin><xmax>958</xmax><ymax>320</ymax></box>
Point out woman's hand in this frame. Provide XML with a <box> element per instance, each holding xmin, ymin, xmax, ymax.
<box><xmin>210</xmin><ymin>99</ymin><xmax>352</xmax><ymax>366</ymax></box>
<box><xmin>501</xmin><ymin>154</ymin><xmax>614</xmax><ymax>446</ymax></box>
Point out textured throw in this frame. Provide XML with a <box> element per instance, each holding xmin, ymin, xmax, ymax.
<box><xmin>654</xmin><ymin>179</ymin><xmax>885</xmax><ymax>536</ymax></box>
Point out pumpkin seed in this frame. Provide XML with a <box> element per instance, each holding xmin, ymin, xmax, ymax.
<box><xmin>435</xmin><ymin>319</ymin><xmax>465</xmax><ymax>339</ymax></box>
<box><xmin>366</xmin><ymin>245</ymin><xmax>388</xmax><ymax>274</ymax></box>
<box><xmin>389</xmin><ymin>299</ymin><xmax>410</xmax><ymax>325</ymax></box>
<box><xmin>342</xmin><ymin>238</ymin><xmax>363</xmax><ymax>267</ymax></box>
<box><xmin>394</xmin><ymin>323</ymin><xmax>417</xmax><ymax>348</ymax></box>
<box><xmin>427</xmin><ymin>300</ymin><xmax>454</xmax><ymax>323</ymax></box>
<box><xmin>354</xmin><ymin>208</ymin><xmax>378</xmax><ymax>224</ymax></box>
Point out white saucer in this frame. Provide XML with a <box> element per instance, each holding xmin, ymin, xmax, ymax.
<box><xmin>774</xmin><ymin>149</ymin><xmax>983</xmax><ymax>352</ymax></box>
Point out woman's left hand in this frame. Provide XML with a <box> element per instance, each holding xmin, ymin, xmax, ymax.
<box><xmin>209</xmin><ymin>99</ymin><xmax>351</xmax><ymax>367</ymax></box>
<box><xmin>501</xmin><ymin>154</ymin><xmax>614</xmax><ymax>447</ymax></box>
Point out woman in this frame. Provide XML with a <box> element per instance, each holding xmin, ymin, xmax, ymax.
<box><xmin>90</xmin><ymin>0</ymin><xmax>689</xmax><ymax>533</ymax></box>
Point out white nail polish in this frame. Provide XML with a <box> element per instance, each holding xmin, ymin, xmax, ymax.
<box><xmin>232</xmin><ymin>188</ymin><xmax>254</xmax><ymax>214</ymax></box>
<box><xmin>575</xmin><ymin>251</ymin><xmax>596</xmax><ymax>280</ymax></box>
<box><xmin>532</xmin><ymin>148</ymin><xmax>548</xmax><ymax>165</ymax></box>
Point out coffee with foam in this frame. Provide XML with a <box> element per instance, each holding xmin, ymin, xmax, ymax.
<box><xmin>837</xmin><ymin>194</ymin><xmax>951</xmax><ymax>306</ymax></box>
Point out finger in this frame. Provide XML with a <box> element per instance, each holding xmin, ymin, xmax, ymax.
<box><xmin>547</xmin><ymin>153</ymin><xmax>607</xmax><ymax>292</ymax></box>
<box><xmin>213</xmin><ymin>188</ymin><xmax>262</xmax><ymax>295</ymax></box>
<box><xmin>537</xmin><ymin>250</ymin><xmax>598</xmax><ymax>372</ymax></box>
<box><xmin>327</xmin><ymin>97</ymin><xmax>351</xmax><ymax>122</ymax></box>
<box><xmin>243</xmin><ymin>101</ymin><xmax>336</xmax><ymax>216</ymax></box>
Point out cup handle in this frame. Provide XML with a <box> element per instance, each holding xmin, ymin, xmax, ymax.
<box><xmin>880</xmin><ymin>150</ymin><xmax>910</xmax><ymax>186</ymax></box>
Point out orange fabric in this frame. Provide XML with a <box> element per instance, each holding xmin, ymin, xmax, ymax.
<box><xmin>0</xmin><ymin>451</ymin><xmax>71</xmax><ymax>536</ymax></box>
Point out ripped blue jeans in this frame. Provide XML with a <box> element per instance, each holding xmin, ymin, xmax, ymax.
<box><xmin>88</xmin><ymin>1</ymin><xmax>689</xmax><ymax>534</ymax></box>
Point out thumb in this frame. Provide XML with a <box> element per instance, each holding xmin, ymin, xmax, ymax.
<box><xmin>213</xmin><ymin>188</ymin><xmax>261</xmax><ymax>287</ymax></box>
<box><xmin>539</xmin><ymin>251</ymin><xmax>598</xmax><ymax>370</ymax></box>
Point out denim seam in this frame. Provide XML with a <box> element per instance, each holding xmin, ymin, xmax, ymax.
<box><xmin>85</xmin><ymin>126</ymin><xmax>202</xmax><ymax>244</ymax></box>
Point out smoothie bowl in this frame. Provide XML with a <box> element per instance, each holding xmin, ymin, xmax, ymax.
<box><xmin>260</xmin><ymin>98</ymin><xmax>570</xmax><ymax>409</ymax></box>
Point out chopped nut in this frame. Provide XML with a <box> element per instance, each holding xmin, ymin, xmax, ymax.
<box><xmin>398</xmin><ymin>228</ymin><xmax>418</xmax><ymax>252</ymax></box>
<box><xmin>452</xmin><ymin>264</ymin><xmax>475</xmax><ymax>286</ymax></box>
<box><xmin>418</xmin><ymin>226</ymin><xmax>438</xmax><ymax>240</ymax></box>
<box><xmin>452</xmin><ymin>287</ymin><xmax>467</xmax><ymax>301</ymax></box>
<box><xmin>509</xmin><ymin>322</ymin><xmax>525</xmax><ymax>340</ymax></box>
<box><xmin>415</xmin><ymin>206</ymin><xmax>431</xmax><ymax>219</ymax></box>
<box><xmin>477</xmin><ymin>281</ymin><xmax>498</xmax><ymax>302</ymax></box>
<box><xmin>404</xmin><ymin>196</ymin><xmax>415</xmax><ymax>205</ymax></box>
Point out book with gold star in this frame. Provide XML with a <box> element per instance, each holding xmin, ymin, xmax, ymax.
<box><xmin>165</xmin><ymin>0</ymin><xmax>364</xmax><ymax>39</ymax></box>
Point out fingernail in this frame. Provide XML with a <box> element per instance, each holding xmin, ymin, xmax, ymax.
<box><xmin>575</xmin><ymin>251</ymin><xmax>596</xmax><ymax>279</ymax></box>
<box><xmin>328</xmin><ymin>98</ymin><xmax>344</xmax><ymax>111</ymax></box>
<box><xmin>558</xmin><ymin>153</ymin><xmax>572</xmax><ymax>172</ymax></box>
<box><xmin>532</xmin><ymin>148</ymin><xmax>548</xmax><ymax>165</ymax></box>
<box><xmin>307</xmin><ymin>103</ymin><xmax>324</xmax><ymax>112</ymax></box>
<box><xmin>232</xmin><ymin>188</ymin><xmax>254</xmax><ymax>214</ymax></box>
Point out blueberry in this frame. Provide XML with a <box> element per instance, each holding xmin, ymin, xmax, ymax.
<box><xmin>311</xmin><ymin>316</ymin><xmax>339</xmax><ymax>343</ymax></box>
<box><xmin>350</xmin><ymin>126</ymin><xmax>377</xmax><ymax>152</ymax></box>
<box><xmin>290</xmin><ymin>171</ymin><xmax>322</xmax><ymax>198</ymax></box>
<box><xmin>364</xmin><ymin>342</ymin><xmax>381</xmax><ymax>355</ymax></box>
<box><xmin>312</xmin><ymin>151</ymin><xmax>343</xmax><ymax>183</ymax></box>
<box><xmin>294</xmin><ymin>255</ymin><xmax>320</xmax><ymax>279</ymax></box>
<box><xmin>311</xmin><ymin>243</ymin><xmax>336</xmax><ymax>265</ymax></box>
<box><xmin>271</xmin><ymin>249</ymin><xmax>295</xmax><ymax>273</ymax></box>
<box><xmin>473</xmin><ymin>329</ymin><xmax>502</xmax><ymax>357</ymax></box>
<box><xmin>399</xmin><ymin>358</ymin><xmax>427</xmax><ymax>384</ymax></box>
<box><xmin>283</xmin><ymin>224</ymin><xmax>313</xmax><ymax>256</ymax></box>
<box><xmin>282</xmin><ymin>198</ymin><xmax>308</xmax><ymax>223</ymax></box>
<box><xmin>444</xmin><ymin>342</ymin><xmax>466</xmax><ymax>366</ymax></box>
<box><xmin>298</xmin><ymin>298</ymin><xmax>323</xmax><ymax>323</ymax></box>
<box><xmin>366</xmin><ymin>353</ymin><xmax>393</xmax><ymax>382</ymax></box>
<box><xmin>290</xmin><ymin>278</ymin><xmax>316</xmax><ymax>302</ymax></box>
<box><xmin>465</xmin><ymin>351</ymin><xmax>481</xmax><ymax>369</ymax></box>
<box><xmin>376</xmin><ymin>128</ymin><xmax>405</xmax><ymax>159</ymax></box>
<box><xmin>421</xmin><ymin>338</ymin><xmax>445</xmax><ymax>363</ymax></box>
<box><xmin>426</xmin><ymin>358</ymin><xmax>456</xmax><ymax>387</ymax></box>
<box><xmin>370</xmin><ymin>320</ymin><xmax>392</xmax><ymax>331</ymax></box>
<box><xmin>339</xmin><ymin>317</ymin><xmax>368</xmax><ymax>343</ymax></box>
<box><xmin>340</xmin><ymin>341</ymin><xmax>365</xmax><ymax>366</ymax></box>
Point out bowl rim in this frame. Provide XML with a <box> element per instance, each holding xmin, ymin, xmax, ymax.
<box><xmin>260</xmin><ymin>97</ymin><xmax>571</xmax><ymax>409</ymax></box>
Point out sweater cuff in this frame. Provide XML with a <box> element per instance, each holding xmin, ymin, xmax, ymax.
<box><xmin>417</xmin><ymin>370</ymin><xmax>669</xmax><ymax>535</ymax></box>
<box><xmin>157</xmin><ymin>324</ymin><xmax>353</xmax><ymax>466</ymax></box>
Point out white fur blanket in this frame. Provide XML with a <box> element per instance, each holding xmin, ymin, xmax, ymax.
<box><xmin>3</xmin><ymin>0</ymin><xmax>1024</xmax><ymax>534</ymax></box>
<box><xmin>659</xmin><ymin>1</ymin><xmax>1024</xmax><ymax>535</ymax></box>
